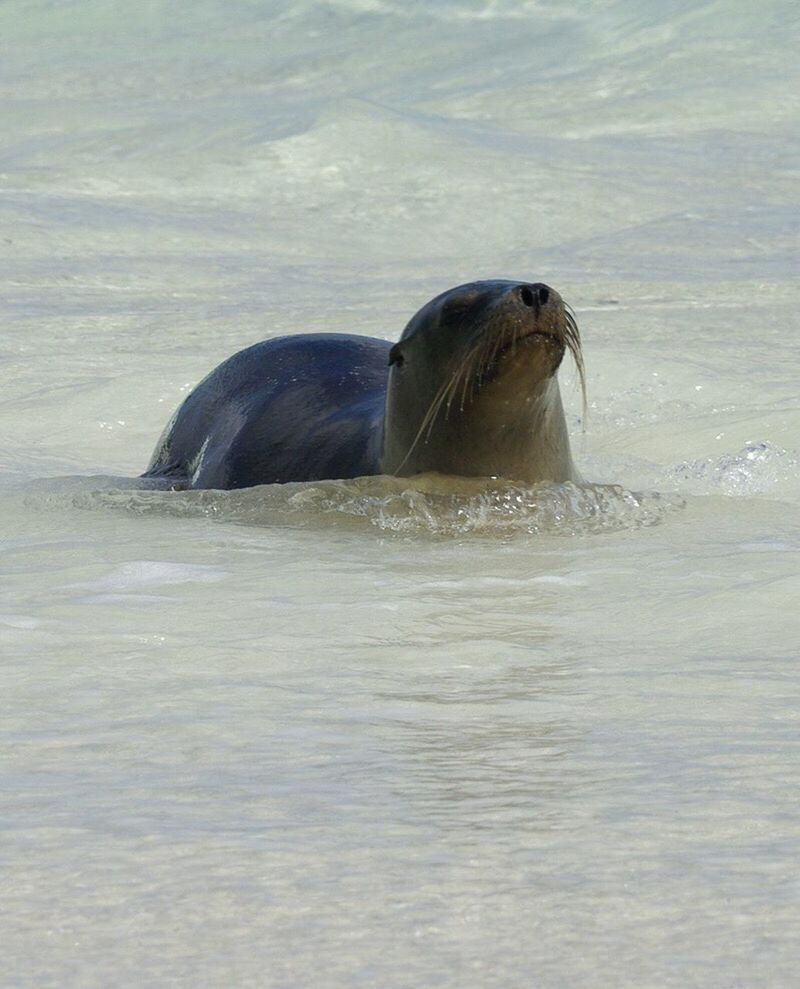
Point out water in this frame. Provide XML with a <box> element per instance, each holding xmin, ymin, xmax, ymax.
<box><xmin>2</xmin><ymin>1</ymin><xmax>799</xmax><ymax>985</ymax></box>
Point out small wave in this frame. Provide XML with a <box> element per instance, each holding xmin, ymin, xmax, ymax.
<box><xmin>34</xmin><ymin>474</ymin><xmax>685</xmax><ymax>537</ymax></box>
<box><xmin>670</xmin><ymin>442</ymin><xmax>800</xmax><ymax>498</ymax></box>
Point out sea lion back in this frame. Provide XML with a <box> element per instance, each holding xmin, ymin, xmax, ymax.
<box><xmin>143</xmin><ymin>334</ymin><xmax>390</xmax><ymax>489</ymax></box>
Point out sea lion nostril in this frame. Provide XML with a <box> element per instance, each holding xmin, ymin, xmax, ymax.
<box><xmin>519</xmin><ymin>284</ymin><xmax>549</xmax><ymax>308</ymax></box>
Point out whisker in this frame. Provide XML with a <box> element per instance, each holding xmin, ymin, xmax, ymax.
<box><xmin>459</xmin><ymin>349</ymin><xmax>475</xmax><ymax>411</ymax></box>
<box><xmin>394</xmin><ymin>329</ymin><xmax>494</xmax><ymax>472</ymax></box>
<box><xmin>564</xmin><ymin>308</ymin><xmax>587</xmax><ymax>426</ymax></box>
<box><xmin>393</xmin><ymin>349</ymin><xmax>475</xmax><ymax>472</ymax></box>
<box><xmin>438</xmin><ymin>367</ymin><xmax>464</xmax><ymax>428</ymax></box>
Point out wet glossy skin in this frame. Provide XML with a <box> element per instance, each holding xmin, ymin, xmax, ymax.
<box><xmin>143</xmin><ymin>280</ymin><xmax>579</xmax><ymax>489</ymax></box>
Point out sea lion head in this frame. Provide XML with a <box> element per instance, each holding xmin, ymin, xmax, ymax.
<box><xmin>381</xmin><ymin>280</ymin><xmax>584</xmax><ymax>483</ymax></box>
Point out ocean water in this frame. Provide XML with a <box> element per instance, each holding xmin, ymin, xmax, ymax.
<box><xmin>2</xmin><ymin>1</ymin><xmax>799</xmax><ymax>985</ymax></box>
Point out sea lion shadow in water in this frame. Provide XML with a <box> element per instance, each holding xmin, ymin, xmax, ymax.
<box><xmin>142</xmin><ymin>279</ymin><xmax>586</xmax><ymax>492</ymax></box>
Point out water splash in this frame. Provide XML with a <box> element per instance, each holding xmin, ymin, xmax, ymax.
<box><xmin>30</xmin><ymin>474</ymin><xmax>685</xmax><ymax>537</ymax></box>
<box><xmin>671</xmin><ymin>442</ymin><xmax>800</xmax><ymax>498</ymax></box>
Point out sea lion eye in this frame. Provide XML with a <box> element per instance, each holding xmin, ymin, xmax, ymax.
<box><xmin>388</xmin><ymin>344</ymin><xmax>404</xmax><ymax>367</ymax></box>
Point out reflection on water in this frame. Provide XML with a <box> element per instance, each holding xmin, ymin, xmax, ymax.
<box><xmin>379</xmin><ymin>663</ymin><xmax>583</xmax><ymax>834</ymax></box>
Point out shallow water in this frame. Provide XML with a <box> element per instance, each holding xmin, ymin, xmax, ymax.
<box><xmin>2</xmin><ymin>1</ymin><xmax>799</xmax><ymax>986</ymax></box>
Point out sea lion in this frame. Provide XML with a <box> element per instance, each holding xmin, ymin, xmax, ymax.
<box><xmin>143</xmin><ymin>279</ymin><xmax>584</xmax><ymax>490</ymax></box>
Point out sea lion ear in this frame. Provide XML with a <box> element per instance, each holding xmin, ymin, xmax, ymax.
<box><xmin>388</xmin><ymin>344</ymin><xmax>405</xmax><ymax>367</ymax></box>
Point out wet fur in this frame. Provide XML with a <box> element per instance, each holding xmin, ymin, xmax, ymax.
<box><xmin>144</xmin><ymin>280</ymin><xmax>584</xmax><ymax>489</ymax></box>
